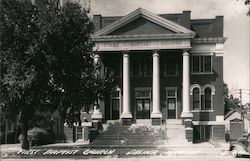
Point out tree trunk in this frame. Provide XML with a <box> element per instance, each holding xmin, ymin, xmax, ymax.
<box><xmin>21</xmin><ymin>120</ymin><xmax>29</xmax><ymax>150</ymax></box>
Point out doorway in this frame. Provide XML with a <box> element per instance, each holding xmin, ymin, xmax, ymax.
<box><xmin>110</xmin><ymin>90</ymin><xmax>120</xmax><ymax>120</ymax></box>
<box><xmin>166</xmin><ymin>87</ymin><xmax>178</xmax><ymax>119</ymax></box>
<box><xmin>136</xmin><ymin>99</ymin><xmax>150</xmax><ymax>119</ymax></box>
<box><xmin>135</xmin><ymin>88</ymin><xmax>151</xmax><ymax>119</ymax></box>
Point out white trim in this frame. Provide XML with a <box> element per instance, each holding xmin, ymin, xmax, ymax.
<box><xmin>190</xmin><ymin>52</ymin><xmax>214</xmax><ymax>56</ymax></box>
<box><xmin>191</xmin><ymin>110</ymin><xmax>214</xmax><ymax>112</ymax></box>
<box><xmin>190</xmin><ymin>84</ymin><xmax>216</xmax><ymax>111</ymax></box>
<box><xmin>192</xmin><ymin>121</ymin><xmax>225</xmax><ymax>125</ymax></box>
<box><xmin>190</xmin><ymin>84</ymin><xmax>202</xmax><ymax>95</ymax></box>
<box><xmin>202</xmin><ymin>84</ymin><xmax>216</xmax><ymax>95</ymax></box>
<box><xmin>216</xmin><ymin>115</ymin><xmax>224</xmax><ymax>122</ymax></box>
<box><xmin>94</xmin><ymin>8</ymin><xmax>195</xmax><ymax>36</ymax></box>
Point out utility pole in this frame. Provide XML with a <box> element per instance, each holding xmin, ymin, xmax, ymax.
<box><xmin>239</xmin><ymin>89</ymin><xmax>244</xmax><ymax>128</ymax></box>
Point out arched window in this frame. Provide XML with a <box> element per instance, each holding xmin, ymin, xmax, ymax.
<box><xmin>193</xmin><ymin>87</ymin><xmax>200</xmax><ymax>110</ymax></box>
<box><xmin>204</xmin><ymin>88</ymin><xmax>212</xmax><ymax>110</ymax></box>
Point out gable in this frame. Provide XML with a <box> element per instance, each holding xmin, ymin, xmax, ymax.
<box><xmin>109</xmin><ymin>17</ymin><xmax>174</xmax><ymax>35</ymax></box>
<box><xmin>94</xmin><ymin>8</ymin><xmax>195</xmax><ymax>37</ymax></box>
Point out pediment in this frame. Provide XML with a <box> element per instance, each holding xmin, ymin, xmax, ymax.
<box><xmin>94</xmin><ymin>8</ymin><xmax>195</xmax><ymax>36</ymax></box>
<box><xmin>109</xmin><ymin>17</ymin><xmax>174</xmax><ymax>35</ymax></box>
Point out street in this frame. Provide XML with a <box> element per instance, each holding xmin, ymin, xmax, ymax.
<box><xmin>1</xmin><ymin>155</ymin><xmax>250</xmax><ymax>161</ymax></box>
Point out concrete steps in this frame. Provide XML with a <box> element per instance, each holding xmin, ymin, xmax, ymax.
<box><xmin>90</xmin><ymin>122</ymin><xmax>165</xmax><ymax>146</ymax></box>
<box><xmin>164</xmin><ymin>119</ymin><xmax>189</xmax><ymax>144</ymax></box>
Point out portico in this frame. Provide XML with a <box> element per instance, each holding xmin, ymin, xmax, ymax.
<box><xmin>92</xmin><ymin>8</ymin><xmax>195</xmax><ymax>125</ymax></box>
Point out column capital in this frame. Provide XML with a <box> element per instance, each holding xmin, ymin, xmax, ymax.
<box><xmin>122</xmin><ymin>50</ymin><xmax>130</xmax><ymax>55</ymax></box>
<box><xmin>182</xmin><ymin>50</ymin><xmax>190</xmax><ymax>56</ymax></box>
<box><xmin>152</xmin><ymin>49</ymin><xmax>160</xmax><ymax>54</ymax></box>
<box><xmin>94</xmin><ymin>54</ymin><xmax>100</xmax><ymax>59</ymax></box>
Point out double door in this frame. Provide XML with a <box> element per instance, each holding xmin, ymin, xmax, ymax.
<box><xmin>136</xmin><ymin>99</ymin><xmax>150</xmax><ymax>119</ymax></box>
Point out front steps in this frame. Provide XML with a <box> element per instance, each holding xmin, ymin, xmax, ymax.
<box><xmin>88</xmin><ymin>119</ymin><xmax>224</xmax><ymax>155</ymax></box>
<box><xmin>90</xmin><ymin>121</ymin><xmax>165</xmax><ymax>147</ymax></box>
<box><xmin>163</xmin><ymin>119</ymin><xmax>190</xmax><ymax>145</ymax></box>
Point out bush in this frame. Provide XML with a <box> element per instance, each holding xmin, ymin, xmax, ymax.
<box><xmin>19</xmin><ymin>127</ymin><xmax>54</xmax><ymax>146</ymax></box>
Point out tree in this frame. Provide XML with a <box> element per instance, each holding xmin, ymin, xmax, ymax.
<box><xmin>0</xmin><ymin>0</ymin><xmax>114</xmax><ymax>149</ymax></box>
<box><xmin>224</xmin><ymin>83</ymin><xmax>241</xmax><ymax>114</ymax></box>
<box><xmin>0</xmin><ymin>0</ymin><xmax>39</xmax><ymax>149</ymax></box>
<box><xmin>238</xmin><ymin>0</ymin><xmax>250</xmax><ymax>15</ymax></box>
<box><xmin>245</xmin><ymin>0</ymin><xmax>250</xmax><ymax>15</ymax></box>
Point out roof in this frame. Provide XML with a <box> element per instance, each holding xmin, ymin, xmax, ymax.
<box><xmin>225</xmin><ymin>108</ymin><xmax>250</xmax><ymax>120</ymax></box>
<box><xmin>93</xmin><ymin>8</ymin><xmax>195</xmax><ymax>37</ymax></box>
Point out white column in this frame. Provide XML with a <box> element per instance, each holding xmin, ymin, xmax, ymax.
<box><xmin>121</xmin><ymin>52</ymin><xmax>132</xmax><ymax>119</ymax></box>
<box><xmin>94</xmin><ymin>54</ymin><xmax>100</xmax><ymax>65</ymax></box>
<box><xmin>151</xmin><ymin>51</ymin><xmax>162</xmax><ymax>118</ymax></box>
<box><xmin>92</xmin><ymin>54</ymin><xmax>103</xmax><ymax>121</ymax></box>
<box><xmin>181</xmin><ymin>51</ymin><xmax>193</xmax><ymax>118</ymax></box>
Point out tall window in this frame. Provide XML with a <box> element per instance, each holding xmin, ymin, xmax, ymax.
<box><xmin>144</xmin><ymin>57</ymin><xmax>152</xmax><ymax>76</ymax></box>
<box><xmin>131</xmin><ymin>56</ymin><xmax>152</xmax><ymax>76</ymax></box>
<box><xmin>132</xmin><ymin>59</ymin><xmax>140</xmax><ymax>76</ymax></box>
<box><xmin>164</xmin><ymin>56</ymin><xmax>178</xmax><ymax>76</ymax></box>
<box><xmin>204</xmin><ymin>88</ymin><xmax>212</xmax><ymax>110</ymax></box>
<box><xmin>193</xmin><ymin>88</ymin><xmax>200</xmax><ymax>110</ymax></box>
<box><xmin>192</xmin><ymin>56</ymin><xmax>212</xmax><ymax>73</ymax></box>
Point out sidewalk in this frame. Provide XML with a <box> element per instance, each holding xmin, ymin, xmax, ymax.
<box><xmin>0</xmin><ymin>141</ymin><xmax>232</xmax><ymax>159</ymax></box>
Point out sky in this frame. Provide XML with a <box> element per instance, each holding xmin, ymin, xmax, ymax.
<box><xmin>85</xmin><ymin>0</ymin><xmax>250</xmax><ymax>104</ymax></box>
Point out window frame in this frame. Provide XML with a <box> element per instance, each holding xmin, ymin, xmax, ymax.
<box><xmin>190</xmin><ymin>84</ymin><xmax>215</xmax><ymax>112</ymax></box>
<box><xmin>191</xmin><ymin>54</ymin><xmax>213</xmax><ymax>75</ymax></box>
<box><xmin>164</xmin><ymin>56</ymin><xmax>179</xmax><ymax>77</ymax></box>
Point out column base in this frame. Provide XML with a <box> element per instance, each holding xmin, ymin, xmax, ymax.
<box><xmin>92</xmin><ymin>119</ymin><xmax>103</xmax><ymax>130</ymax></box>
<box><xmin>151</xmin><ymin>118</ymin><xmax>162</xmax><ymax>125</ymax></box>
<box><xmin>183</xmin><ymin>119</ymin><xmax>193</xmax><ymax>128</ymax></box>
<box><xmin>151</xmin><ymin>113</ymin><xmax>162</xmax><ymax>125</ymax></box>
<box><xmin>180</xmin><ymin>111</ymin><xmax>193</xmax><ymax>118</ymax></box>
<box><xmin>121</xmin><ymin>113</ymin><xmax>133</xmax><ymax>125</ymax></box>
<box><xmin>185</xmin><ymin>127</ymin><xmax>193</xmax><ymax>143</ymax></box>
<box><xmin>121</xmin><ymin>118</ymin><xmax>132</xmax><ymax>125</ymax></box>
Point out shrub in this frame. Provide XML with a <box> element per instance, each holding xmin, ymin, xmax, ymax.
<box><xmin>19</xmin><ymin>127</ymin><xmax>54</xmax><ymax>146</ymax></box>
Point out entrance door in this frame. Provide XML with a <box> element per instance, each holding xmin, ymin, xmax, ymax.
<box><xmin>166</xmin><ymin>88</ymin><xmax>177</xmax><ymax>119</ymax></box>
<box><xmin>136</xmin><ymin>99</ymin><xmax>150</xmax><ymax>119</ymax></box>
<box><xmin>110</xmin><ymin>90</ymin><xmax>120</xmax><ymax>120</ymax></box>
<box><xmin>167</xmin><ymin>98</ymin><xmax>176</xmax><ymax>119</ymax></box>
<box><xmin>111</xmin><ymin>99</ymin><xmax>120</xmax><ymax>120</ymax></box>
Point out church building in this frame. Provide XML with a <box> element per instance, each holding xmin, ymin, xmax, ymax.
<box><xmin>90</xmin><ymin>8</ymin><xmax>226</xmax><ymax>142</ymax></box>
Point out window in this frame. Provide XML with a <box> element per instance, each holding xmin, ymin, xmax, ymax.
<box><xmin>191</xmin><ymin>84</ymin><xmax>215</xmax><ymax>111</ymax></box>
<box><xmin>132</xmin><ymin>59</ymin><xmax>140</xmax><ymax>76</ymax></box>
<box><xmin>204</xmin><ymin>88</ymin><xmax>212</xmax><ymax>110</ymax></box>
<box><xmin>193</xmin><ymin>88</ymin><xmax>200</xmax><ymax>110</ymax></box>
<box><xmin>131</xmin><ymin>56</ymin><xmax>152</xmax><ymax>77</ymax></box>
<box><xmin>144</xmin><ymin>57</ymin><xmax>152</xmax><ymax>76</ymax></box>
<box><xmin>191</xmin><ymin>56</ymin><xmax>212</xmax><ymax>73</ymax></box>
<box><xmin>164</xmin><ymin>57</ymin><xmax>178</xmax><ymax>76</ymax></box>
